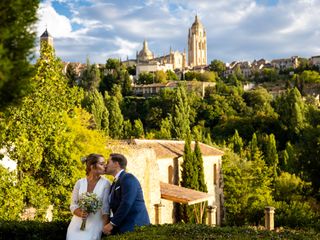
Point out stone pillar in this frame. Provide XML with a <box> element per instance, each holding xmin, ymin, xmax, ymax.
<box><xmin>154</xmin><ymin>203</ymin><xmax>163</xmax><ymax>224</ymax></box>
<box><xmin>206</xmin><ymin>205</ymin><xmax>217</xmax><ymax>226</ymax></box>
<box><xmin>264</xmin><ymin>206</ymin><xmax>275</xmax><ymax>230</ymax></box>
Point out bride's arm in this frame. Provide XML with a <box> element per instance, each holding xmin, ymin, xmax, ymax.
<box><xmin>70</xmin><ymin>180</ymin><xmax>88</xmax><ymax>218</ymax></box>
<box><xmin>102</xmin><ymin>180</ymin><xmax>111</xmax><ymax>224</ymax></box>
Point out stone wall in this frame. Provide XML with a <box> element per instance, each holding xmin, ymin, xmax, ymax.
<box><xmin>107</xmin><ymin>146</ymin><xmax>161</xmax><ymax>224</ymax></box>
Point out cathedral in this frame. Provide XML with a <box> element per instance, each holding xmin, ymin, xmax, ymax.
<box><xmin>134</xmin><ymin>15</ymin><xmax>207</xmax><ymax>78</ymax></box>
<box><xmin>40</xmin><ymin>15</ymin><xmax>208</xmax><ymax>80</ymax></box>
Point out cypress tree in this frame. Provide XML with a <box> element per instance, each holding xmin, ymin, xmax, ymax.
<box><xmin>265</xmin><ymin>134</ymin><xmax>279</xmax><ymax>179</ymax></box>
<box><xmin>107</xmin><ymin>96</ymin><xmax>123</xmax><ymax>139</ymax></box>
<box><xmin>83</xmin><ymin>89</ymin><xmax>109</xmax><ymax>132</ymax></box>
<box><xmin>122</xmin><ymin>120</ymin><xmax>132</xmax><ymax>139</ymax></box>
<box><xmin>132</xmin><ymin>119</ymin><xmax>144</xmax><ymax>138</ymax></box>
<box><xmin>157</xmin><ymin>117</ymin><xmax>172</xmax><ymax>139</ymax></box>
<box><xmin>172</xmin><ymin>86</ymin><xmax>190</xmax><ymax>139</ymax></box>
<box><xmin>230</xmin><ymin>130</ymin><xmax>244</xmax><ymax>156</ymax></box>
<box><xmin>0</xmin><ymin>0</ymin><xmax>39</xmax><ymax>108</ymax></box>
<box><xmin>194</xmin><ymin>140</ymin><xmax>208</xmax><ymax>223</ymax></box>
<box><xmin>180</xmin><ymin>133</ymin><xmax>198</xmax><ymax>223</ymax></box>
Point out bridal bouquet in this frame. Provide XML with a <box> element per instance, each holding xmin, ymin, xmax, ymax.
<box><xmin>78</xmin><ymin>192</ymin><xmax>102</xmax><ymax>230</ymax></box>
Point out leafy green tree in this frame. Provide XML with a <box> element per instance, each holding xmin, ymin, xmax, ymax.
<box><xmin>154</xmin><ymin>70</ymin><xmax>167</xmax><ymax>83</ymax></box>
<box><xmin>281</xmin><ymin>141</ymin><xmax>297</xmax><ymax>173</ymax></box>
<box><xmin>299</xmin><ymin>70</ymin><xmax>320</xmax><ymax>83</ymax></box>
<box><xmin>209</xmin><ymin>59</ymin><xmax>226</xmax><ymax>78</ymax></box>
<box><xmin>194</xmin><ymin>140</ymin><xmax>208</xmax><ymax>223</ymax></box>
<box><xmin>264</xmin><ymin>134</ymin><xmax>279</xmax><ymax>179</ymax></box>
<box><xmin>107</xmin><ymin>96</ymin><xmax>124</xmax><ymax>139</ymax></box>
<box><xmin>223</xmin><ymin>149</ymin><xmax>272</xmax><ymax>225</ymax></box>
<box><xmin>2</xmin><ymin>42</ymin><xmax>109</xmax><ymax>220</ymax></box>
<box><xmin>172</xmin><ymin>86</ymin><xmax>191</xmax><ymax>139</ymax></box>
<box><xmin>274</xmin><ymin>88</ymin><xmax>306</xmax><ymax>141</ymax></box>
<box><xmin>137</xmin><ymin>72</ymin><xmax>154</xmax><ymax>84</ymax></box>
<box><xmin>243</xmin><ymin>87</ymin><xmax>275</xmax><ymax>116</ymax></box>
<box><xmin>248</xmin><ymin>133</ymin><xmax>264</xmax><ymax>162</ymax></box>
<box><xmin>166</xmin><ymin>70</ymin><xmax>178</xmax><ymax>80</ymax></box>
<box><xmin>82</xmin><ymin>89</ymin><xmax>109</xmax><ymax>134</ymax></box>
<box><xmin>0</xmin><ymin>0</ymin><xmax>39</xmax><ymax>108</ymax></box>
<box><xmin>80</xmin><ymin>59</ymin><xmax>101</xmax><ymax>91</ymax></box>
<box><xmin>180</xmin><ymin>134</ymin><xmax>198</xmax><ymax>223</ymax></box>
<box><xmin>0</xmin><ymin>167</ymin><xmax>24</xmax><ymax>220</ymax></box>
<box><xmin>65</xmin><ymin>63</ymin><xmax>78</xmax><ymax>87</ymax></box>
<box><xmin>155</xmin><ymin>117</ymin><xmax>172</xmax><ymax>139</ymax></box>
<box><xmin>132</xmin><ymin>119</ymin><xmax>144</xmax><ymax>138</ymax></box>
<box><xmin>228</xmin><ymin>130</ymin><xmax>244</xmax><ymax>155</ymax></box>
<box><xmin>122</xmin><ymin>119</ymin><xmax>132</xmax><ymax>139</ymax></box>
<box><xmin>111</xmin><ymin>84</ymin><xmax>123</xmax><ymax>104</ymax></box>
<box><xmin>100</xmin><ymin>58</ymin><xmax>131</xmax><ymax>96</ymax></box>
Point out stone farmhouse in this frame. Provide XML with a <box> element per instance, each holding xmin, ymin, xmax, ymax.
<box><xmin>107</xmin><ymin>139</ymin><xmax>224</xmax><ymax>226</ymax></box>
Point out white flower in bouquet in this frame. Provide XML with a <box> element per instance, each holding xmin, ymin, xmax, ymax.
<box><xmin>78</xmin><ymin>192</ymin><xmax>102</xmax><ymax>230</ymax></box>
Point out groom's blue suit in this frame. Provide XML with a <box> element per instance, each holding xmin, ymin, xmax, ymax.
<box><xmin>109</xmin><ymin>171</ymin><xmax>150</xmax><ymax>233</ymax></box>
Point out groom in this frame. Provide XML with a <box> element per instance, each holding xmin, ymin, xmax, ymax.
<box><xmin>103</xmin><ymin>153</ymin><xmax>150</xmax><ymax>235</ymax></box>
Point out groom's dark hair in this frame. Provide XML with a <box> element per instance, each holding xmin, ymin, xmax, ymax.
<box><xmin>110</xmin><ymin>153</ymin><xmax>127</xmax><ymax>170</ymax></box>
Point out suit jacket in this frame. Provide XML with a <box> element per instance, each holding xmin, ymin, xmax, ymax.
<box><xmin>109</xmin><ymin>171</ymin><xmax>150</xmax><ymax>233</ymax></box>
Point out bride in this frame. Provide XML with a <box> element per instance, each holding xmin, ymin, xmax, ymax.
<box><xmin>66</xmin><ymin>154</ymin><xmax>111</xmax><ymax>240</ymax></box>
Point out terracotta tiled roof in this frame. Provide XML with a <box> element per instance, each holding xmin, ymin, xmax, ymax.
<box><xmin>160</xmin><ymin>182</ymin><xmax>214</xmax><ymax>205</ymax></box>
<box><xmin>130</xmin><ymin>139</ymin><xmax>224</xmax><ymax>159</ymax></box>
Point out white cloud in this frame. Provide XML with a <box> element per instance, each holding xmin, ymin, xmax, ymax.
<box><xmin>35</xmin><ymin>0</ymin><xmax>320</xmax><ymax>63</ymax></box>
<box><xmin>37</xmin><ymin>1</ymin><xmax>72</xmax><ymax>38</ymax></box>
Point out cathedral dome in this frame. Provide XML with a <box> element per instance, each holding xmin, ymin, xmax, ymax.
<box><xmin>138</xmin><ymin>40</ymin><xmax>154</xmax><ymax>61</ymax></box>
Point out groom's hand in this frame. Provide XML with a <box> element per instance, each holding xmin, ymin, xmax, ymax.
<box><xmin>103</xmin><ymin>223</ymin><xmax>113</xmax><ymax>235</ymax></box>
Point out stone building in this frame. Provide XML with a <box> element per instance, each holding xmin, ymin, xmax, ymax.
<box><xmin>132</xmin><ymin>81</ymin><xmax>215</xmax><ymax>98</ymax></box>
<box><xmin>135</xmin><ymin>40</ymin><xmax>186</xmax><ymax>78</ymax></box>
<box><xmin>271</xmin><ymin>56</ymin><xmax>299</xmax><ymax>70</ymax></box>
<box><xmin>188</xmin><ymin>15</ymin><xmax>207</xmax><ymax>68</ymax></box>
<box><xmin>108</xmin><ymin>139</ymin><xmax>224</xmax><ymax>226</ymax></box>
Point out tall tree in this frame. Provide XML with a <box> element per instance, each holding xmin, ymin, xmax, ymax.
<box><xmin>194</xmin><ymin>140</ymin><xmax>208</xmax><ymax>223</ymax></box>
<box><xmin>0</xmin><ymin>0</ymin><xmax>39</xmax><ymax>108</ymax></box>
<box><xmin>132</xmin><ymin>119</ymin><xmax>144</xmax><ymax>138</ymax></box>
<box><xmin>172</xmin><ymin>86</ymin><xmax>191</xmax><ymax>139</ymax></box>
<box><xmin>229</xmin><ymin>130</ymin><xmax>244</xmax><ymax>156</ymax></box>
<box><xmin>80</xmin><ymin>59</ymin><xmax>101</xmax><ymax>91</ymax></box>
<box><xmin>209</xmin><ymin>59</ymin><xmax>226</xmax><ymax>78</ymax></box>
<box><xmin>180</xmin><ymin>134</ymin><xmax>198</xmax><ymax>223</ymax></box>
<box><xmin>107</xmin><ymin>96</ymin><xmax>124</xmax><ymax>139</ymax></box>
<box><xmin>264</xmin><ymin>134</ymin><xmax>279</xmax><ymax>179</ymax></box>
<box><xmin>82</xmin><ymin>89</ymin><xmax>109</xmax><ymax>134</ymax></box>
<box><xmin>2</xmin><ymin>42</ymin><xmax>109</xmax><ymax>220</ymax></box>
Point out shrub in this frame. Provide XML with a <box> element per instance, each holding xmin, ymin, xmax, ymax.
<box><xmin>105</xmin><ymin>223</ymin><xmax>320</xmax><ymax>240</ymax></box>
<box><xmin>0</xmin><ymin>220</ymin><xmax>68</xmax><ymax>240</ymax></box>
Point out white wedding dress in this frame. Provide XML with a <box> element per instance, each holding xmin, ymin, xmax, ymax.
<box><xmin>66</xmin><ymin>177</ymin><xmax>111</xmax><ymax>240</ymax></box>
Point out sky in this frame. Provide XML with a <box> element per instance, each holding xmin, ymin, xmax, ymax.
<box><xmin>36</xmin><ymin>0</ymin><xmax>320</xmax><ymax>64</ymax></box>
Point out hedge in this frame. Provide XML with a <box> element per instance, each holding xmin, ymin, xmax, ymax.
<box><xmin>105</xmin><ymin>224</ymin><xmax>320</xmax><ymax>240</ymax></box>
<box><xmin>0</xmin><ymin>220</ymin><xmax>68</xmax><ymax>240</ymax></box>
<box><xmin>1</xmin><ymin>221</ymin><xmax>319</xmax><ymax>240</ymax></box>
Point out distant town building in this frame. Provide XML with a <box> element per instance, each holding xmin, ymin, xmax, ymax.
<box><xmin>271</xmin><ymin>56</ymin><xmax>299</xmax><ymax>70</ymax></box>
<box><xmin>310</xmin><ymin>55</ymin><xmax>320</xmax><ymax>68</ymax></box>
<box><xmin>132</xmin><ymin>81</ymin><xmax>215</xmax><ymax>97</ymax></box>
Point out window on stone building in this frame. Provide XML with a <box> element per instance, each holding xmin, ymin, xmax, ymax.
<box><xmin>213</xmin><ymin>164</ymin><xmax>217</xmax><ymax>185</ymax></box>
<box><xmin>168</xmin><ymin>165</ymin><xmax>173</xmax><ymax>184</ymax></box>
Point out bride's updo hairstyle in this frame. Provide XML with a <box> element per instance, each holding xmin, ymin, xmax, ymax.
<box><xmin>81</xmin><ymin>153</ymin><xmax>104</xmax><ymax>175</ymax></box>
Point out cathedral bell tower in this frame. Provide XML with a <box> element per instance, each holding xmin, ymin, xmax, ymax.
<box><xmin>188</xmin><ymin>15</ymin><xmax>207</xmax><ymax>68</ymax></box>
